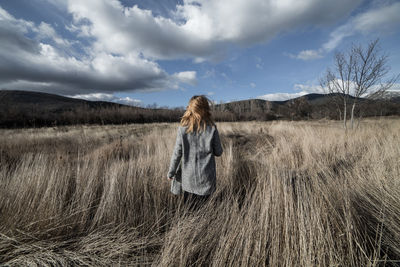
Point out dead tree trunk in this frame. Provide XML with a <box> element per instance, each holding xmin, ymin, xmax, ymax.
<box><xmin>350</xmin><ymin>102</ymin><xmax>356</xmax><ymax>129</ymax></box>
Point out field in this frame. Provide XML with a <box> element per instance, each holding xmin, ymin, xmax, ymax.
<box><xmin>1</xmin><ymin>119</ymin><xmax>400</xmax><ymax>266</ymax></box>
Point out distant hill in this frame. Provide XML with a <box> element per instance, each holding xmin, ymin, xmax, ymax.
<box><xmin>288</xmin><ymin>93</ymin><xmax>359</xmax><ymax>104</ymax></box>
<box><xmin>368</xmin><ymin>90</ymin><xmax>400</xmax><ymax>103</ymax></box>
<box><xmin>0</xmin><ymin>90</ymin><xmax>181</xmax><ymax>127</ymax></box>
<box><xmin>0</xmin><ymin>89</ymin><xmax>399</xmax><ymax>127</ymax></box>
<box><xmin>214</xmin><ymin>93</ymin><xmax>361</xmax><ymax>113</ymax></box>
<box><xmin>214</xmin><ymin>92</ymin><xmax>400</xmax><ymax>120</ymax></box>
<box><xmin>0</xmin><ymin>90</ymin><xmax>132</xmax><ymax>112</ymax></box>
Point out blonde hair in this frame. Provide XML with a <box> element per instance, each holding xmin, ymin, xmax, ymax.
<box><xmin>180</xmin><ymin>95</ymin><xmax>215</xmax><ymax>133</ymax></box>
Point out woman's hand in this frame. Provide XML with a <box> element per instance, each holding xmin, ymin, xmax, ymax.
<box><xmin>167</xmin><ymin>177</ymin><xmax>173</xmax><ymax>181</ymax></box>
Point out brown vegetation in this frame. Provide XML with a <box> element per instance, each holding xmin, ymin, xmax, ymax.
<box><xmin>0</xmin><ymin>119</ymin><xmax>400</xmax><ymax>266</ymax></box>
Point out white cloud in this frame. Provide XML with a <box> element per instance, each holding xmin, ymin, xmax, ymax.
<box><xmin>6</xmin><ymin>0</ymin><xmax>392</xmax><ymax>98</ymax></box>
<box><xmin>250</xmin><ymin>82</ymin><xmax>256</xmax><ymax>88</ymax></box>
<box><xmin>295</xmin><ymin>80</ymin><xmax>400</xmax><ymax>97</ymax></box>
<box><xmin>322</xmin><ymin>23</ymin><xmax>355</xmax><ymax>52</ymax></box>
<box><xmin>388</xmin><ymin>83</ymin><xmax>400</xmax><ymax>91</ymax></box>
<box><xmin>0</xmin><ymin>6</ymin><xmax>35</xmax><ymax>34</ymax></box>
<box><xmin>258</xmin><ymin>82</ymin><xmax>325</xmax><ymax>101</ymax></box>
<box><xmin>67</xmin><ymin>0</ymin><xmax>361</xmax><ymax>60</ymax></box>
<box><xmin>0</xmin><ymin>6</ymin><xmax>197</xmax><ymax>95</ymax></box>
<box><xmin>193</xmin><ymin>57</ymin><xmax>207</xmax><ymax>63</ymax></box>
<box><xmin>37</xmin><ymin>22</ymin><xmax>70</xmax><ymax>46</ymax></box>
<box><xmin>289</xmin><ymin>49</ymin><xmax>324</xmax><ymax>60</ymax></box>
<box><xmin>0</xmin><ymin>0</ymin><xmax>369</xmax><ymax>97</ymax></box>
<box><xmin>289</xmin><ymin>2</ymin><xmax>400</xmax><ymax>60</ymax></box>
<box><xmin>117</xmin><ymin>96</ymin><xmax>142</xmax><ymax>106</ymax></box>
<box><xmin>258</xmin><ymin>82</ymin><xmax>400</xmax><ymax>101</ymax></box>
<box><xmin>0</xmin><ymin>80</ymin><xmax>55</xmax><ymax>91</ymax></box>
<box><xmin>68</xmin><ymin>0</ymin><xmax>216</xmax><ymax>59</ymax></box>
<box><xmin>0</xmin><ymin>6</ymin><xmax>14</xmax><ymax>21</ymax></box>
<box><xmin>258</xmin><ymin>92</ymin><xmax>308</xmax><ymax>101</ymax></box>
<box><xmin>69</xmin><ymin>93</ymin><xmax>142</xmax><ymax>106</ymax></box>
<box><xmin>178</xmin><ymin>0</ymin><xmax>360</xmax><ymax>44</ymax></box>
<box><xmin>293</xmin><ymin>83</ymin><xmax>325</xmax><ymax>94</ymax></box>
<box><xmin>353</xmin><ymin>2</ymin><xmax>400</xmax><ymax>34</ymax></box>
<box><xmin>295</xmin><ymin>80</ymin><xmax>359</xmax><ymax>95</ymax></box>
<box><xmin>362</xmin><ymin>83</ymin><xmax>400</xmax><ymax>97</ymax></box>
<box><xmin>172</xmin><ymin>71</ymin><xmax>197</xmax><ymax>86</ymax></box>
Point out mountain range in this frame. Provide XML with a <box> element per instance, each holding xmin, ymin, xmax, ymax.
<box><xmin>1</xmin><ymin>89</ymin><xmax>399</xmax><ymax>127</ymax></box>
<box><xmin>0</xmin><ymin>90</ymin><xmax>134</xmax><ymax>112</ymax></box>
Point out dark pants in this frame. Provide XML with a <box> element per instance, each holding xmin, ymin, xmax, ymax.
<box><xmin>183</xmin><ymin>191</ymin><xmax>210</xmax><ymax>211</ymax></box>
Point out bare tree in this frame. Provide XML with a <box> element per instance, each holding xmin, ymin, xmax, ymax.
<box><xmin>320</xmin><ymin>51</ymin><xmax>354</xmax><ymax>129</ymax></box>
<box><xmin>321</xmin><ymin>39</ymin><xmax>398</xmax><ymax>129</ymax></box>
<box><xmin>350</xmin><ymin>39</ymin><xmax>398</xmax><ymax>128</ymax></box>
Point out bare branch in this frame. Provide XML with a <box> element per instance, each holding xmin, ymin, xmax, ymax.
<box><xmin>321</xmin><ymin>38</ymin><xmax>399</xmax><ymax>129</ymax></box>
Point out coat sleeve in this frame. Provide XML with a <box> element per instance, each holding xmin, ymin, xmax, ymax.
<box><xmin>167</xmin><ymin>127</ymin><xmax>183</xmax><ymax>178</ymax></box>
<box><xmin>212</xmin><ymin>126</ymin><xmax>223</xmax><ymax>157</ymax></box>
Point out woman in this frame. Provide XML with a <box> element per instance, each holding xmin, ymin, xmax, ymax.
<box><xmin>167</xmin><ymin>95</ymin><xmax>223</xmax><ymax>210</ymax></box>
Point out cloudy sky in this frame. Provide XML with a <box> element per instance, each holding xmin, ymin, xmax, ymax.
<box><xmin>0</xmin><ymin>0</ymin><xmax>399</xmax><ymax>107</ymax></box>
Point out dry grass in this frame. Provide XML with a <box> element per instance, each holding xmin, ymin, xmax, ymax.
<box><xmin>0</xmin><ymin>118</ymin><xmax>399</xmax><ymax>266</ymax></box>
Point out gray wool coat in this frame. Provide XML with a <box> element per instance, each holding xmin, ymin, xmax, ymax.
<box><xmin>167</xmin><ymin>124</ymin><xmax>223</xmax><ymax>195</ymax></box>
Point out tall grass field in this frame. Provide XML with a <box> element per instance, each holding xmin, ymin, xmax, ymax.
<box><xmin>1</xmin><ymin>119</ymin><xmax>399</xmax><ymax>266</ymax></box>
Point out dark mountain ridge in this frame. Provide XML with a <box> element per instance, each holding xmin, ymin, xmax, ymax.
<box><xmin>0</xmin><ymin>90</ymin><xmax>133</xmax><ymax>112</ymax></box>
<box><xmin>1</xmin><ymin>90</ymin><xmax>399</xmax><ymax>127</ymax></box>
<box><xmin>214</xmin><ymin>93</ymin><xmax>363</xmax><ymax>113</ymax></box>
<box><xmin>0</xmin><ymin>90</ymin><xmax>179</xmax><ymax>127</ymax></box>
<box><xmin>214</xmin><ymin>92</ymin><xmax>399</xmax><ymax>120</ymax></box>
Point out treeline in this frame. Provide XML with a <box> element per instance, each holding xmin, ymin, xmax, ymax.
<box><xmin>0</xmin><ymin>104</ymin><xmax>240</xmax><ymax>128</ymax></box>
<box><xmin>1</xmin><ymin>98</ymin><xmax>399</xmax><ymax>128</ymax></box>
<box><xmin>278</xmin><ymin>97</ymin><xmax>400</xmax><ymax>121</ymax></box>
<box><xmin>0</xmin><ymin>104</ymin><xmax>184</xmax><ymax>128</ymax></box>
<box><xmin>212</xmin><ymin>96</ymin><xmax>400</xmax><ymax>121</ymax></box>
<box><xmin>0</xmin><ymin>104</ymin><xmax>279</xmax><ymax>128</ymax></box>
